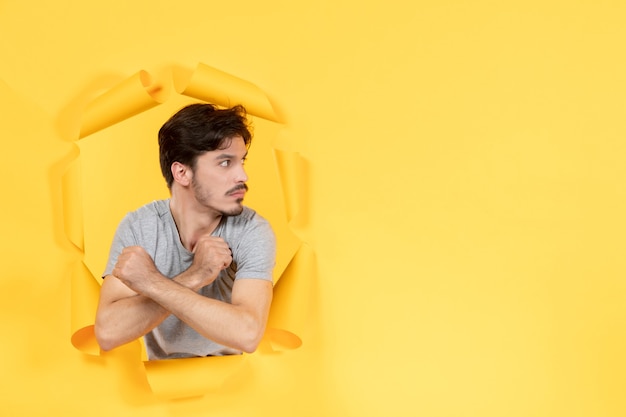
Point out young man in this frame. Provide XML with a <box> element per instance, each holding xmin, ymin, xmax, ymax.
<box><xmin>94</xmin><ymin>103</ymin><xmax>276</xmax><ymax>360</ymax></box>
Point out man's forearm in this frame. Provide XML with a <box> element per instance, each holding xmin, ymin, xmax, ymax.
<box><xmin>142</xmin><ymin>277</ymin><xmax>270</xmax><ymax>353</ymax></box>
<box><xmin>96</xmin><ymin>294</ymin><xmax>169</xmax><ymax>351</ymax></box>
<box><xmin>95</xmin><ymin>268</ymin><xmax>208</xmax><ymax>351</ymax></box>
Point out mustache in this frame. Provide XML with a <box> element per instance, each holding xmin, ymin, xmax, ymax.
<box><xmin>226</xmin><ymin>183</ymin><xmax>248</xmax><ymax>195</ymax></box>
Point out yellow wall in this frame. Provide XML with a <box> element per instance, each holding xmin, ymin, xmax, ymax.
<box><xmin>2</xmin><ymin>1</ymin><xmax>626</xmax><ymax>416</ymax></box>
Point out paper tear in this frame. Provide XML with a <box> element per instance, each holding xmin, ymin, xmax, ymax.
<box><xmin>175</xmin><ymin>63</ymin><xmax>282</xmax><ymax>123</ymax></box>
<box><xmin>79</xmin><ymin>71</ymin><xmax>164</xmax><ymax>138</ymax></box>
<box><xmin>61</xmin><ymin>152</ymin><xmax>84</xmax><ymax>251</ymax></box>
<box><xmin>70</xmin><ymin>261</ymin><xmax>101</xmax><ymax>355</ymax></box>
<box><xmin>66</xmin><ymin>62</ymin><xmax>309</xmax><ymax>399</ymax></box>
<box><xmin>268</xmin><ymin>244</ymin><xmax>317</xmax><ymax>344</ymax></box>
<box><xmin>274</xmin><ymin>149</ymin><xmax>309</xmax><ymax>235</ymax></box>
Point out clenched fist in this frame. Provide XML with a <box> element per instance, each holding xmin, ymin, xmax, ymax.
<box><xmin>189</xmin><ymin>236</ymin><xmax>233</xmax><ymax>288</ymax></box>
<box><xmin>112</xmin><ymin>246</ymin><xmax>162</xmax><ymax>293</ymax></box>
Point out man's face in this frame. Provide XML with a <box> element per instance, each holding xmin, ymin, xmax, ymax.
<box><xmin>190</xmin><ymin>135</ymin><xmax>249</xmax><ymax>216</ymax></box>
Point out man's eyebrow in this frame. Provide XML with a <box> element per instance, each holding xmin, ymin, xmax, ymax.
<box><xmin>215</xmin><ymin>151</ymin><xmax>248</xmax><ymax>160</ymax></box>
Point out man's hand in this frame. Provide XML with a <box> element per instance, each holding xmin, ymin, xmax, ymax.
<box><xmin>112</xmin><ymin>246</ymin><xmax>162</xmax><ymax>294</ymax></box>
<box><xmin>188</xmin><ymin>236</ymin><xmax>233</xmax><ymax>288</ymax></box>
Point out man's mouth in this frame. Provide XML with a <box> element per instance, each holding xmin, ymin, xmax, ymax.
<box><xmin>226</xmin><ymin>184</ymin><xmax>248</xmax><ymax>196</ymax></box>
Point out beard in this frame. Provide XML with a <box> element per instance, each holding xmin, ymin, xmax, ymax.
<box><xmin>191</xmin><ymin>179</ymin><xmax>247</xmax><ymax>217</ymax></box>
<box><xmin>221</xmin><ymin>203</ymin><xmax>245</xmax><ymax>217</ymax></box>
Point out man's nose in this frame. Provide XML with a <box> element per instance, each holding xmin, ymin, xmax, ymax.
<box><xmin>235</xmin><ymin>163</ymin><xmax>248</xmax><ymax>183</ymax></box>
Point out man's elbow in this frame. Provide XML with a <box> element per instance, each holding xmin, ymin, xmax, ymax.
<box><xmin>238</xmin><ymin>322</ymin><xmax>266</xmax><ymax>354</ymax></box>
<box><xmin>94</xmin><ymin>323</ymin><xmax>120</xmax><ymax>352</ymax></box>
<box><xmin>239</xmin><ymin>338</ymin><xmax>261</xmax><ymax>354</ymax></box>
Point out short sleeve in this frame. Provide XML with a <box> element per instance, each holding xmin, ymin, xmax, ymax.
<box><xmin>232</xmin><ymin>216</ymin><xmax>276</xmax><ymax>282</ymax></box>
<box><xmin>102</xmin><ymin>214</ymin><xmax>138</xmax><ymax>278</ymax></box>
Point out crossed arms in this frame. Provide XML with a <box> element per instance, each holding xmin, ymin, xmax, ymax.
<box><xmin>94</xmin><ymin>235</ymin><xmax>273</xmax><ymax>354</ymax></box>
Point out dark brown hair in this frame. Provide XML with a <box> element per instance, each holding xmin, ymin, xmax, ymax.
<box><xmin>158</xmin><ymin>103</ymin><xmax>252</xmax><ymax>188</ymax></box>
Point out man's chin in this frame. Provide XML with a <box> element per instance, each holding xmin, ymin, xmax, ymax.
<box><xmin>221</xmin><ymin>204</ymin><xmax>244</xmax><ymax>217</ymax></box>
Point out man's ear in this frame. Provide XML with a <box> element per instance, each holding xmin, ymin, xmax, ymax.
<box><xmin>171</xmin><ymin>162</ymin><xmax>192</xmax><ymax>187</ymax></box>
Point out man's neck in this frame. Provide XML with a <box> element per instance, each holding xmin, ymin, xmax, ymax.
<box><xmin>169</xmin><ymin>193</ymin><xmax>222</xmax><ymax>252</ymax></box>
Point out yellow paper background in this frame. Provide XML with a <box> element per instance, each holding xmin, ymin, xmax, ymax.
<box><xmin>2</xmin><ymin>1</ymin><xmax>626</xmax><ymax>416</ymax></box>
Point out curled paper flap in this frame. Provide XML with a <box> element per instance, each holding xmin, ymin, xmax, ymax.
<box><xmin>143</xmin><ymin>355</ymin><xmax>245</xmax><ymax>399</ymax></box>
<box><xmin>79</xmin><ymin>71</ymin><xmax>165</xmax><ymax>138</ymax></box>
<box><xmin>256</xmin><ymin>328</ymin><xmax>302</xmax><ymax>354</ymax></box>
<box><xmin>70</xmin><ymin>261</ymin><xmax>101</xmax><ymax>355</ymax></box>
<box><xmin>273</xmin><ymin>149</ymin><xmax>308</xmax><ymax>233</ymax></box>
<box><xmin>268</xmin><ymin>244</ymin><xmax>316</xmax><ymax>343</ymax></box>
<box><xmin>265</xmin><ymin>328</ymin><xmax>303</xmax><ymax>352</ymax></box>
<box><xmin>62</xmin><ymin>153</ymin><xmax>84</xmax><ymax>250</ymax></box>
<box><xmin>174</xmin><ymin>63</ymin><xmax>281</xmax><ymax>123</ymax></box>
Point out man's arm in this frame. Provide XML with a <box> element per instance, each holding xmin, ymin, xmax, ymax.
<box><xmin>136</xmin><ymin>276</ymin><xmax>272</xmax><ymax>353</ymax></box>
<box><xmin>95</xmin><ymin>235</ymin><xmax>272</xmax><ymax>353</ymax></box>
<box><xmin>95</xmin><ymin>273</ymin><xmax>272</xmax><ymax>353</ymax></box>
<box><xmin>94</xmin><ymin>269</ymin><xmax>203</xmax><ymax>352</ymax></box>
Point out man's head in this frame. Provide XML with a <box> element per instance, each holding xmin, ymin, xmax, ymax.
<box><xmin>158</xmin><ymin>103</ymin><xmax>252</xmax><ymax>189</ymax></box>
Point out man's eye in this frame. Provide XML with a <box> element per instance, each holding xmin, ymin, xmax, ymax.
<box><xmin>219</xmin><ymin>160</ymin><xmax>230</xmax><ymax>167</ymax></box>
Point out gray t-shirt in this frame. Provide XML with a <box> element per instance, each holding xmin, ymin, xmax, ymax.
<box><xmin>103</xmin><ymin>199</ymin><xmax>276</xmax><ymax>360</ymax></box>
